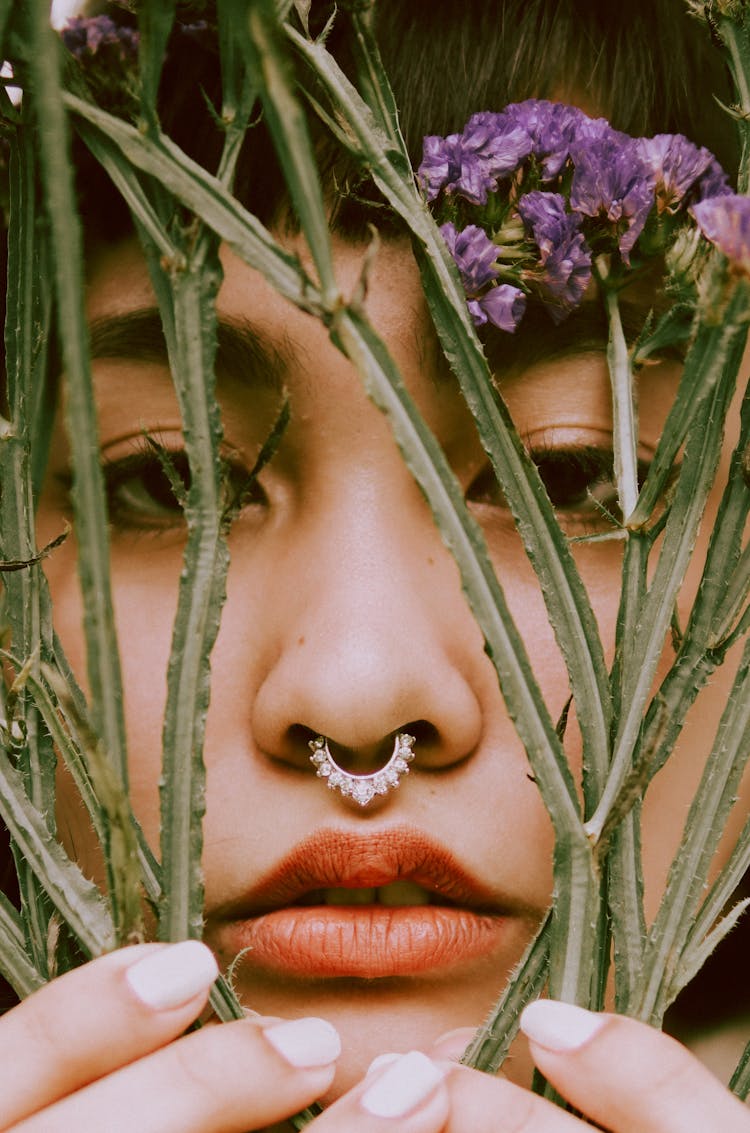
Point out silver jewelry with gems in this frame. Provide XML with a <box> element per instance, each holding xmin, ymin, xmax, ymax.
<box><xmin>308</xmin><ymin>733</ymin><xmax>416</xmax><ymax>806</ymax></box>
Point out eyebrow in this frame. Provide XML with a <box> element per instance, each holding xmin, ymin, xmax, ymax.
<box><xmin>479</xmin><ymin>297</ymin><xmax>684</xmax><ymax>383</ymax></box>
<box><xmin>87</xmin><ymin>307</ymin><xmax>288</xmax><ymax>391</ymax></box>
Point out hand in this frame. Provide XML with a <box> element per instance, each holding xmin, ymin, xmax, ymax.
<box><xmin>0</xmin><ymin>942</ymin><xmax>340</xmax><ymax>1132</ymax></box>
<box><xmin>307</xmin><ymin>1001</ymin><xmax>750</xmax><ymax>1132</ymax></box>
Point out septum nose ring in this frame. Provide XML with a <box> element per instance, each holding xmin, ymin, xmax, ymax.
<box><xmin>308</xmin><ymin>733</ymin><xmax>416</xmax><ymax>806</ymax></box>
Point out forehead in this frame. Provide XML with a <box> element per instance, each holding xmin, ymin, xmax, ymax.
<box><xmin>85</xmin><ymin>233</ymin><xmax>425</xmax><ymax>323</ymax></box>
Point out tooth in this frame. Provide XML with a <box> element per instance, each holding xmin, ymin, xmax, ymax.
<box><xmin>377</xmin><ymin>881</ymin><xmax>431</xmax><ymax>907</ymax></box>
<box><xmin>323</xmin><ymin>887</ymin><xmax>376</xmax><ymax>906</ymax></box>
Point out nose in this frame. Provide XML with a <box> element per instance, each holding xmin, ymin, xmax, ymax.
<box><xmin>250</xmin><ymin>463</ymin><xmax>485</xmax><ymax>777</ymax></box>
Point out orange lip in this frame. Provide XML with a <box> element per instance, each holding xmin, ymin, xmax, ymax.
<box><xmin>209</xmin><ymin>826</ymin><xmax>525</xmax><ymax>979</ymax></box>
<box><xmin>217</xmin><ymin>906</ymin><xmax>508</xmax><ymax>978</ymax></box>
<box><xmin>213</xmin><ymin>826</ymin><xmax>507</xmax><ymax>914</ymax></box>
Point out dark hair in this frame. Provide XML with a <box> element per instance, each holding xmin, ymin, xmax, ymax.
<box><xmin>70</xmin><ymin>0</ymin><xmax>737</xmax><ymax>246</ymax></box>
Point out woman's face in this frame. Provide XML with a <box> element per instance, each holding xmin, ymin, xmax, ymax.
<box><xmin>36</xmin><ymin>233</ymin><xmax>747</xmax><ymax>1096</ymax></box>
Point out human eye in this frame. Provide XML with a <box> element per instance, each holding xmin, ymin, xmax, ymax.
<box><xmin>101</xmin><ymin>440</ymin><xmax>266</xmax><ymax>532</ymax></box>
<box><xmin>466</xmin><ymin>444</ymin><xmax>650</xmax><ymax>531</ymax></box>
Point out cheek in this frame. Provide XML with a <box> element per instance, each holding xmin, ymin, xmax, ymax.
<box><xmin>110</xmin><ymin>550</ymin><xmax>185</xmax><ymax>839</ymax></box>
<box><xmin>46</xmin><ymin>541</ymin><xmax>183</xmax><ymax>846</ymax></box>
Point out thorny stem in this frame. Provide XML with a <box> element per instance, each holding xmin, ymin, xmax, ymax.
<box><xmin>24</xmin><ymin>0</ymin><xmax>130</xmax><ymax>790</ymax></box>
<box><xmin>602</xmin><ymin>280</ymin><xmax>639</xmax><ymax>523</ymax></box>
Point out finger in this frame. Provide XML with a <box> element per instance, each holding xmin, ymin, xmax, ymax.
<box><xmin>428</xmin><ymin>1027</ymin><xmax>476</xmax><ymax>1062</ymax></box>
<box><xmin>309</xmin><ymin>1051</ymin><xmax>450</xmax><ymax>1132</ymax></box>
<box><xmin>311</xmin><ymin>1051</ymin><xmax>585</xmax><ymax>1133</ymax></box>
<box><xmin>0</xmin><ymin>941</ymin><xmax>218</xmax><ymax>1127</ymax></box>
<box><xmin>520</xmin><ymin>1000</ymin><xmax>750</xmax><ymax>1133</ymax></box>
<box><xmin>15</xmin><ymin>1014</ymin><xmax>340</xmax><ymax>1133</ymax></box>
<box><xmin>440</xmin><ymin>1063</ymin><xmax>586</xmax><ymax>1132</ymax></box>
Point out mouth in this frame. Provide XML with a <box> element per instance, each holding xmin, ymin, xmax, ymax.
<box><xmin>291</xmin><ymin>880</ymin><xmax>447</xmax><ymax>907</ymax></box>
<box><xmin>210</xmin><ymin>827</ymin><xmax>521</xmax><ymax>979</ymax></box>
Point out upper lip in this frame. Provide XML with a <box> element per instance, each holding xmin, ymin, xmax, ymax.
<box><xmin>212</xmin><ymin>826</ymin><xmax>521</xmax><ymax>918</ymax></box>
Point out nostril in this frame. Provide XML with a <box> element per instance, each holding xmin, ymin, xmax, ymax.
<box><xmin>404</xmin><ymin>720</ymin><xmax>439</xmax><ymax>750</ymax></box>
<box><xmin>287</xmin><ymin>723</ymin><xmax>321</xmax><ymax>768</ymax></box>
<box><xmin>288</xmin><ymin>722</ymin><xmax>437</xmax><ymax>774</ymax></box>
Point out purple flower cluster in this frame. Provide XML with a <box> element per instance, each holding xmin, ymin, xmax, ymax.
<box><xmin>419</xmin><ymin>99</ymin><xmax>734</xmax><ymax>332</ymax></box>
<box><xmin>568</xmin><ymin>120</ymin><xmax>655</xmax><ymax>264</ymax></box>
<box><xmin>62</xmin><ymin>16</ymin><xmax>139</xmax><ymax>62</ymax></box>
<box><xmin>61</xmin><ymin>14</ymin><xmax>212</xmax><ymax>66</ymax></box>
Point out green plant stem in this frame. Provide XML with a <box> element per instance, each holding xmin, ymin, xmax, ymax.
<box><xmin>345</xmin><ymin>2</ymin><xmax>411</xmax><ymax>168</ymax></box>
<box><xmin>151</xmin><ymin>248</ymin><xmax>227</xmax><ymax>945</ymax></box>
<box><xmin>630</xmin><ymin>292</ymin><xmax>748</xmax><ymax>528</ymax></box>
<box><xmin>603</xmin><ymin>283</ymin><xmax>639</xmax><ymax>522</ymax></box>
<box><xmin>245</xmin><ymin>0</ymin><xmax>339</xmax><ymax>305</ymax></box>
<box><xmin>216</xmin><ymin>0</ymin><xmax>260</xmax><ymax>191</ymax></box>
<box><xmin>0</xmin><ymin>743</ymin><xmax>115</xmax><ymax>956</ymax></box>
<box><xmin>0</xmin><ymin>890</ymin><xmax>44</xmax><ymax>998</ymax></box>
<box><xmin>136</xmin><ymin>0</ymin><xmax>177</xmax><ymax>133</ymax></box>
<box><xmin>614</xmin><ymin>372</ymin><xmax>750</xmax><ymax>811</ymax></box>
<box><xmin>586</xmin><ymin>355</ymin><xmax>739</xmax><ymax>843</ymax></box>
<box><xmin>687</xmin><ymin>812</ymin><xmax>750</xmax><ymax>957</ymax></box>
<box><xmin>461</xmin><ymin>910</ymin><xmax>551</xmax><ymax>1073</ymax></box>
<box><xmin>0</xmin><ymin>0</ymin><xmax>14</xmax><ymax>49</ymax></box>
<box><xmin>25</xmin><ymin>0</ymin><xmax>129</xmax><ymax>791</ymax></box>
<box><xmin>0</xmin><ymin>120</ymin><xmax>57</xmax><ymax>977</ymax></box>
<box><xmin>633</xmin><ymin>633</ymin><xmax>750</xmax><ymax>1023</ymax></box>
<box><xmin>718</xmin><ymin>16</ymin><xmax>750</xmax><ymax>195</ymax></box>
<box><xmin>730</xmin><ymin>1038</ymin><xmax>750</xmax><ymax>1101</ymax></box>
<box><xmin>607</xmin><ymin>809</ymin><xmax>646</xmax><ymax>1011</ymax></box>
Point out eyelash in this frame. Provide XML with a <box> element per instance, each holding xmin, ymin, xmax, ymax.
<box><xmin>466</xmin><ymin>444</ymin><xmax>652</xmax><ymax>529</ymax></box>
<box><xmin>97</xmin><ymin>441</ymin><xmax>656</xmax><ymax>535</ymax></box>
<box><xmin>100</xmin><ymin>444</ymin><xmax>266</xmax><ymax>531</ymax></box>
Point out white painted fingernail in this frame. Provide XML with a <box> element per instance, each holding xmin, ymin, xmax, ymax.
<box><xmin>366</xmin><ymin>1052</ymin><xmax>401</xmax><ymax>1076</ymax></box>
<box><xmin>520</xmin><ymin>1000</ymin><xmax>606</xmax><ymax>1052</ymax></box>
<box><xmin>264</xmin><ymin>1017</ymin><xmax>341</xmax><ymax>1068</ymax></box>
<box><xmin>125</xmin><ymin>941</ymin><xmax>218</xmax><ymax>1011</ymax></box>
<box><xmin>361</xmin><ymin>1050</ymin><xmax>444</xmax><ymax>1118</ymax></box>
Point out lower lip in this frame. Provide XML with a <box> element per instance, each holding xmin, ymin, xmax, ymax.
<box><xmin>217</xmin><ymin>906</ymin><xmax>507</xmax><ymax>978</ymax></box>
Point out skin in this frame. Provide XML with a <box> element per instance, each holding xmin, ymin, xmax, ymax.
<box><xmin>14</xmin><ymin>228</ymin><xmax>750</xmax><ymax>1131</ymax></box>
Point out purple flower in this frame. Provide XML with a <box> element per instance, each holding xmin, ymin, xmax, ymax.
<box><xmin>637</xmin><ymin>134</ymin><xmax>730</xmax><ymax>213</ymax></box>
<box><xmin>696</xmin><ymin>158</ymin><xmax>732</xmax><ymax>202</ymax></box>
<box><xmin>439</xmin><ymin>223</ymin><xmax>526</xmax><ymax>331</ymax></box>
<box><xmin>439</xmin><ymin>222</ymin><xmax>501</xmax><ymax>293</ymax></box>
<box><xmin>505</xmin><ymin>99</ymin><xmax>590</xmax><ymax>179</ymax></box>
<box><xmin>690</xmin><ymin>194</ymin><xmax>750</xmax><ymax>272</ymax></box>
<box><xmin>517</xmin><ymin>191</ymin><xmax>592</xmax><ymax>320</ymax></box>
<box><xmin>419</xmin><ymin>134</ymin><xmax>462</xmax><ymax>202</ymax></box>
<box><xmin>569</xmin><ymin>119</ymin><xmax>656</xmax><ymax>262</ymax></box>
<box><xmin>62</xmin><ymin>15</ymin><xmax>139</xmax><ymax>61</ymax></box>
<box><xmin>468</xmin><ymin>285</ymin><xmax>527</xmax><ymax>332</ymax></box>
<box><xmin>457</xmin><ymin>113</ymin><xmax>533</xmax><ymax>203</ymax></box>
<box><xmin>419</xmin><ymin>114</ymin><xmax>531</xmax><ymax>205</ymax></box>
